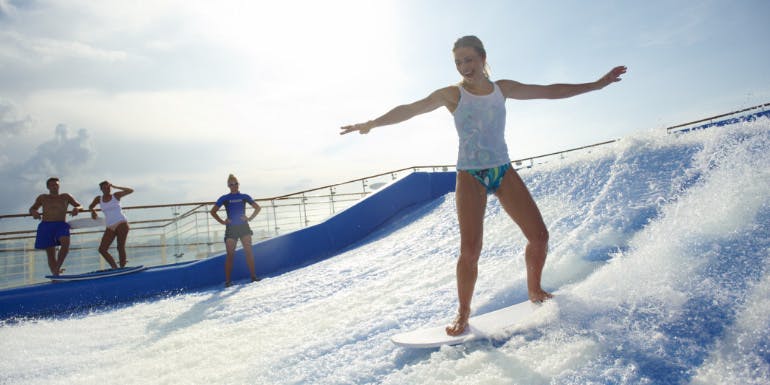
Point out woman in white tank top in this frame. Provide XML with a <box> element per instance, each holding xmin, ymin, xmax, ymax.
<box><xmin>88</xmin><ymin>181</ymin><xmax>134</xmax><ymax>269</ymax></box>
<box><xmin>341</xmin><ymin>35</ymin><xmax>626</xmax><ymax>336</ymax></box>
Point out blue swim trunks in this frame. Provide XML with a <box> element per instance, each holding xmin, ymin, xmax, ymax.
<box><xmin>465</xmin><ymin>163</ymin><xmax>511</xmax><ymax>194</ymax></box>
<box><xmin>34</xmin><ymin>221</ymin><xmax>71</xmax><ymax>249</ymax></box>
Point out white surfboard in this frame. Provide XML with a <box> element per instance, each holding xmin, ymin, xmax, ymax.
<box><xmin>68</xmin><ymin>217</ymin><xmax>106</xmax><ymax>229</ymax></box>
<box><xmin>391</xmin><ymin>300</ymin><xmax>541</xmax><ymax>348</ymax></box>
<box><xmin>46</xmin><ymin>265</ymin><xmax>146</xmax><ymax>281</ymax></box>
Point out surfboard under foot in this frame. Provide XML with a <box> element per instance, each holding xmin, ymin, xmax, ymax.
<box><xmin>46</xmin><ymin>265</ymin><xmax>146</xmax><ymax>281</ymax></box>
<box><xmin>391</xmin><ymin>300</ymin><xmax>540</xmax><ymax>348</ymax></box>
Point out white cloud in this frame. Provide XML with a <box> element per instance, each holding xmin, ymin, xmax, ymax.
<box><xmin>0</xmin><ymin>99</ymin><xmax>31</xmax><ymax>136</ymax></box>
<box><xmin>0</xmin><ymin>30</ymin><xmax>129</xmax><ymax>63</ymax></box>
<box><xmin>0</xmin><ymin>124</ymin><xmax>96</xmax><ymax>213</ymax></box>
<box><xmin>21</xmin><ymin>124</ymin><xmax>95</xmax><ymax>178</ymax></box>
<box><xmin>0</xmin><ymin>100</ymin><xmax>33</xmax><ymax>168</ymax></box>
<box><xmin>0</xmin><ymin>0</ymin><xmax>18</xmax><ymax>19</ymax></box>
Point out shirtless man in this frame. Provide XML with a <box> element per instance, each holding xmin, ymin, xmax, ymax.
<box><xmin>29</xmin><ymin>177</ymin><xmax>84</xmax><ymax>276</ymax></box>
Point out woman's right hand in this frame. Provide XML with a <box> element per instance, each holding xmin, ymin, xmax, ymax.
<box><xmin>340</xmin><ymin>121</ymin><xmax>374</xmax><ymax>135</ymax></box>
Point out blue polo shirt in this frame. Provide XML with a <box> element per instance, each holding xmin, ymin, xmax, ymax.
<box><xmin>215</xmin><ymin>193</ymin><xmax>255</xmax><ymax>225</ymax></box>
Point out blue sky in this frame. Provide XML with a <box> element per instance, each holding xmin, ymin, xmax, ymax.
<box><xmin>1</xmin><ymin>0</ymin><xmax>768</xmax><ymax>214</ymax></box>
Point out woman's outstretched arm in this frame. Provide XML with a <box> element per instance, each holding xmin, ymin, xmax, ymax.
<box><xmin>499</xmin><ymin>65</ymin><xmax>627</xmax><ymax>100</ymax></box>
<box><xmin>340</xmin><ymin>86</ymin><xmax>457</xmax><ymax>135</ymax></box>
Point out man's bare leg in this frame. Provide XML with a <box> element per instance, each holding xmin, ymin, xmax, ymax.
<box><xmin>55</xmin><ymin>236</ymin><xmax>70</xmax><ymax>274</ymax></box>
<box><xmin>46</xmin><ymin>247</ymin><xmax>59</xmax><ymax>275</ymax></box>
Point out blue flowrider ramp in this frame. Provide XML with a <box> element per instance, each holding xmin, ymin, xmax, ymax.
<box><xmin>0</xmin><ymin>171</ymin><xmax>456</xmax><ymax>319</ymax></box>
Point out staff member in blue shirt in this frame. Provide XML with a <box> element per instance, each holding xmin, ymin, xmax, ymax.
<box><xmin>210</xmin><ymin>174</ymin><xmax>261</xmax><ymax>287</ymax></box>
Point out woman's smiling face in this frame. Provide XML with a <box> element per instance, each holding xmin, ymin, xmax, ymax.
<box><xmin>453</xmin><ymin>46</ymin><xmax>486</xmax><ymax>82</ymax></box>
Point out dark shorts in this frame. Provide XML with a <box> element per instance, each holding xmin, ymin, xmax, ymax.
<box><xmin>35</xmin><ymin>221</ymin><xmax>71</xmax><ymax>249</ymax></box>
<box><xmin>224</xmin><ymin>223</ymin><xmax>253</xmax><ymax>241</ymax></box>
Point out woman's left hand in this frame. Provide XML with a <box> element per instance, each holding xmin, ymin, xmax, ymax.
<box><xmin>599</xmin><ymin>66</ymin><xmax>627</xmax><ymax>88</ymax></box>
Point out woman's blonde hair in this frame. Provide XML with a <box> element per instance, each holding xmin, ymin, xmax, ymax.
<box><xmin>227</xmin><ymin>174</ymin><xmax>238</xmax><ymax>184</ymax></box>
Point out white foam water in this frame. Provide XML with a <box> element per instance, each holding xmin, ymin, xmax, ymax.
<box><xmin>1</xmin><ymin>119</ymin><xmax>768</xmax><ymax>384</ymax></box>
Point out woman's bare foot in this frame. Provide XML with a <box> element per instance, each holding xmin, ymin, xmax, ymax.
<box><xmin>529</xmin><ymin>288</ymin><xmax>553</xmax><ymax>303</ymax></box>
<box><xmin>445</xmin><ymin>310</ymin><xmax>470</xmax><ymax>336</ymax></box>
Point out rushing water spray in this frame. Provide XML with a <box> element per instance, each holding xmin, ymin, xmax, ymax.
<box><xmin>1</xmin><ymin>120</ymin><xmax>769</xmax><ymax>385</ymax></box>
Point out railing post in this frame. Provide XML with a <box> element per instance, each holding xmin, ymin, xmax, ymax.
<box><xmin>329</xmin><ymin>186</ymin><xmax>336</xmax><ymax>214</ymax></box>
<box><xmin>263</xmin><ymin>201</ymin><xmax>271</xmax><ymax>236</ymax></box>
<box><xmin>171</xmin><ymin>206</ymin><xmax>181</xmax><ymax>259</ymax></box>
<box><xmin>193</xmin><ymin>208</ymin><xmax>200</xmax><ymax>259</ymax></box>
<box><xmin>271</xmin><ymin>199</ymin><xmax>279</xmax><ymax>235</ymax></box>
<box><xmin>294</xmin><ymin>196</ymin><xmax>299</xmax><ymax>229</ymax></box>
<box><xmin>205</xmin><ymin>204</ymin><xmax>214</xmax><ymax>257</ymax></box>
<box><xmin>26</xmin><ymin>238</ymin><xmax>35</xmax><ymax>285</ymax></box>
<box><xmin>160</xmin><ymin>233</ymin><xmax>167</xmax><ymax>265</ymax></box>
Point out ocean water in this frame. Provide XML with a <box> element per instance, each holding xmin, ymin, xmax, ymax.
<box><xmin>1</xmin><ymin>120</ymin><xmax>768</xmax><ymax>385</ymax></box>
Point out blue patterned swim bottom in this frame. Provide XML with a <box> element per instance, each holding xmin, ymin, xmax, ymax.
<box><xmin>464</xmin><ymin>163</ymin><xmax>511</xmax><ymax>194</ymax></box>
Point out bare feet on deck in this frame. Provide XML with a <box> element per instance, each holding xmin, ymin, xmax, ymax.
<box><xmin>445</xmin><ymin>309</ymin><xmax>470</xmax><ymax>336</ymax></box>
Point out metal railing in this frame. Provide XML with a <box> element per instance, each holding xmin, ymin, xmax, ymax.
<box><xmin>3</xmin><ymin>101</ymin><xmax>766</xmax><ymax>289</ymax></box>
<box><xmin>0</xmin><ymin>166</ymin><xmax>452</xmax><ymax>289</ymax></box>
<box><xmin>666</xmin><ymin>102</ymin><xmax>770</xmax><ymax>134</ymax></box>
<box><xmin>0</xmin><ymin>137</ymin><xmax>617</xmax><ymax>290</ymax></box>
